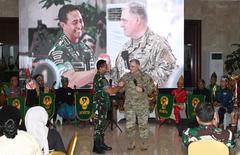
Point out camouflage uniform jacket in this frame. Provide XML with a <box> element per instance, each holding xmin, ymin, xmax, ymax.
<box><xmin>113</xmin><ymin>28</ymin><xmax>176</xmax><ymax>86</ymax></box>
<box><xmin>93</xmin><ymin>72</ymin><xmax>111</xmax><ymax>111</ymax></box>
<box><xmin>120</xmin><ymin>71</ymin><xmax>155</xmax><ymax>107</ymax></box>
<box><xmin>182</xmin><ymin>124</ymin><xmax>234</xmax><ymax>148</ymax></box>
<box><xmin>48</xmin><ymin>32</ymin><xmax>95</xmax><ymax>75</ymax></box>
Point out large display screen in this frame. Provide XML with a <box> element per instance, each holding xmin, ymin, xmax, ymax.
<box><xmin>19</xmin><ymin>0</ymin><xmax>183</xmax><ymax>89</ymax></box>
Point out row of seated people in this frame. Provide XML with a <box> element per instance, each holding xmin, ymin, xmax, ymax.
<box><xmin>1</xmin><ymin>72</ymin><xmax>239</xmax><ymax>128</ymax></box>
<box><xmin>160</xmin><ymin>73</ymin><xmax>240</xmax><ymax>134</ymax></box>
<box><xmin>0</xmin><ymin>105</ymin><xmax>66</xmax><ymax>155</ymax></box>
<box><xmin>172</xmin><ymin>74</ymin><xmax>240</xmax><ymax>154</ymax></box>
<box><xmin>0</xmin><ymin>74</ymin><xmax>76</xmax><ymax>125</ymax></box>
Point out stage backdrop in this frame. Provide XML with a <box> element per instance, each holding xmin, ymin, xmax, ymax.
<box><xmin>19</xmin><ymin>0</ymin><xmax>183</xmax><ymax>89</ymax></box>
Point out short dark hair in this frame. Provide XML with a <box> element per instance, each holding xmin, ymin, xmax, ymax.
<box><xmin>0</xmin><ymin>106</ymin><xmax>21</xmax><ymax>138</ymax></box>
<box><xmin>96</xmin><ymin>59</ymin><xmax>106</xmax><ymax>70</ymax></box>
<box><xmin>195</xmin><ymin>102</ymin><xmax>214</xmax><ymax>122</ymax></box>
<box><xmin>58</xmin><ymin>4</ymin><xmax>79</xmax><ymax>23</ymax></box>
<box><xmin>129</xmin><ymin>59</ymin><xmax>140</xmax><ymax>65</ymax></box>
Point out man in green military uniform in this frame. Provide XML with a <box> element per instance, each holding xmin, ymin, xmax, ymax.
<box><xmin>48</xmin><ymin>4</ymin><xmax>96</xmax><ymax>88</ymax></box>
<box><xmin>118</xmin><ymin>59</ymin><xmax>155</xmax><ymax>150</ymax></box>
<box><xmin>182</xmin><ymin>102</ymin><xmax>234</xmax><ymax>148</ymax></box>
<box><xmin>92</xmin><ymin>60</ymin><xmax>123</xmax><ymax>154</ymax></box>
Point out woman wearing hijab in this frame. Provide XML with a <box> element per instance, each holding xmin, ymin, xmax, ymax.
<box><xmin>25</xmin><ymin>106</ymin><xmax>65</xmax><ymax>154</ymax></box>
<box><xmin>0</xmin><ymin>105</ymin><xmax>42</xmax><ymax>155</ymax></box>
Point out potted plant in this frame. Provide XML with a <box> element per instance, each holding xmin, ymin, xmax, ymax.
<box><xmin>225</xmin><ymin>44</ymin><xmax>240</xmax><ymax>73</ymax></box>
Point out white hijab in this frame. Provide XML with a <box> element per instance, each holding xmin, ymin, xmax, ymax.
<box><xmin>25</xmin><ymin>106</ymin><xmax>49</xmax><ymax>155</ymax></box>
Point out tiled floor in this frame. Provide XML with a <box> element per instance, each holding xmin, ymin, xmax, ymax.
<box><xmin>57</xmin><ymin>119</ymin><xmax>187</xmax><ymax>155</ymax></box>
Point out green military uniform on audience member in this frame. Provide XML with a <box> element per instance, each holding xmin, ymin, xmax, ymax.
<box><xmin>119</xmin><ymin>59</ymin><xmax>155</xmax><ymax>151</ymax></box>
<box><xmin>92</xmin><ymin>60</ymin><xmax>123</xmax><ymax>154</ymax></box>
<box><xmin>182</xmin><ymin>102</ymin><xmax>235</xmax><ymax>148</ymax></box>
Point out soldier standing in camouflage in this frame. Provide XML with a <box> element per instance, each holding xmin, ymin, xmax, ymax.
<box><xmin>182</xmin><ymin>102</ymin><xmax>235</xmax><ymax>148</ymax></box>
<box><xmin>112</xmin><ymin>1</ymin><xmax>176</xmax><ymax>87</ymax></box>
<box><xmin>118</xmin><ymin>59</ymin><xmax>155</xmax><ymax>150</ymax></box>
<box><xmin>48</xmin><ymin>4</ymin><xmax>96</xmax><ymax>88</ymax></box>
<box><xmin>92</xmin><ymin>60</ymin><xmax>123</xmax><ymax>154</ymax></box>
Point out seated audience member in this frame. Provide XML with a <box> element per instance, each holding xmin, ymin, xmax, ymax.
<box><xmin>207</xmin><ymin>72</ymin><xmax>220</xmax><ymax>103</ymax></box>
<box><xmin>0</xmin><ymin>105</ymin><xmax>42</xmax><ymax>155</ymax></box>
<box><xmin>5</xmin><ymin>76</ymin><xmax>21</xmax><ymax>97</ymax></box>
<box><xmin>25</xmin><ymin>106</ymin><xmax>66</xmax><ymax>154</ymax></box>
<box><xmin>213</xmin><ymin>76</ymin><xmax>234</xmax><ymax>130</ymax></box>
<box><xmin>34</xmin><ymin>74</ymin><xmax>50</xmax><ymax>96</ymax></box>
<box><xmin>55</xmin><ymin>77</ymin><xmax>76</xmax><ymax>122</ymax></box>
<box><xmin>193</xmin><ymin>79</ymin><xmax>211</xmax><ymax>103</ymax></box>
<box><xmin>25</xmin><ymin>76</ymin><xmax>38</xmax><ymax>107</ymax></box>
<box><xmin>182</xmin><ymin>102</ymin><xmax>235</xmax><ymax>148</ymax></box>
<box><xmin>171</xmin><ymin>75</ymin><xmax>187</xmax><ymax>124</ymax></box>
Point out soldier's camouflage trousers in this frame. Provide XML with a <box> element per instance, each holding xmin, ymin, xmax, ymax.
<box><xmin>94</xmin><ymin>101</ymin><xmax>108</xmax><ymax>139</ymax></box>
<box><xmin>125</xmin><ymin>105</ymin><xmax>149</xmax><ymax>139</ymax></box>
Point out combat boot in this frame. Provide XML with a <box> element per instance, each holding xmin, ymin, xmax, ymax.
<box><xmin>93</xmin><ymin>137</ymin><xmax>105</xmax><ymax>154</ymax></box>
<box><xmin>127</xmin><ymin>138</ymin><xmax>135</xmax><ymax>150</ymax></box>
<box><xmin>140</xmin><ymin>139</ymin><xmax>148</xmax><ymax>151</ymax></box>
<box><xmin>101</xmin><ymin>135</ymin><xmax>112</xmax><ymax>151</ymax></box>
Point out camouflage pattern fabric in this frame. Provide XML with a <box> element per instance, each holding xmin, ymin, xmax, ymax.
<box><xmin>48</xmin><ymin>32</ymin><xmax>95</xmax><ymax>75</ymax></box>
<box><xmin>93</xmin><ymin>72</ymin><xmax>110</xmax><ymax>138</ymax></box>
<box><xmin>112</xmin><ymin>28</ymin><xmax>176</xmax><ymax>86</ymax></box>
<box><xmin>182</xmin><ymin>124</ymin><xmax>235</xmax><ymax>148</ymax></box>
<box><xmin>120</xmin><ymin>71</ymin><xmax>155</xmax><ymax>139</ymax></box>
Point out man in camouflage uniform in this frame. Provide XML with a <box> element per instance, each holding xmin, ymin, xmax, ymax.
<box><xmin>182</xmin><ymin>102</ymin><xmax>234</xmax><ymax>148</ymax></box>
<box><xmin>119</xmin><ymin>59</ymin><xmax>155</xmax><ymax>150</ymax></box>
<box><xmin>112</xmin><ymin>1</ymin><xmax>176</xmax><ymax>87</ymax></box>
<box><xmin>92</xmin><ymin>60</ymin><xmax>123</xmax><ymax>154</ymax></box>
<box><xmin>48</xmin><ymin>4</ymin><xmax>95</xmax><ymax>88</ymax></box>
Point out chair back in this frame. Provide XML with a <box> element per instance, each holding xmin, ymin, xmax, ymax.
<box><xmin>188</xmin><ymin>140</ymin><xmax>229</xmax><ymax>155</ymax></box>
<box><xmin>49</xmin><ymin>151</ymin><xmax>66</xmax><ymax>155</ymax></box>
<box><xmin>67</xmin><ymin>132</ymin><xmax>78</xmax><ymax>155</ymax></box>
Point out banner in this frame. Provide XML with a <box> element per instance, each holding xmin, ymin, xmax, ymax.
<box><xmin>7</xmin><ymin>96</ymin><xmax>26</xmax><ymax>118</ymax></box>
<box><xmin>157</xmin><ymin>94</ymin><xmax>173</xmax><ymax>118</ymax></box>
<box><xmin>75</xmin><ymin>93</ymin><xmax>93</xmax><ymax>121</ymax></box>
<box><xmin>39</xmin><ymin>93</ymin><xmax>55</xmax><ymax>119</ymax></box>
<box><xmin>187</xmin><ymin>94</ymin><xmax>205</xmax><ymax>119</ymax></box>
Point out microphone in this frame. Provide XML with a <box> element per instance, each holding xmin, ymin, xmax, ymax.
<box><xmin>133</xmin><ymin>79</ymin><xmax>137</xmax><ymax>86</ymax></box>
<box><xmin>121</xmin><ymin>50</ymin><xmax>130</xmax><ymax>69</ymax></box>
<box><xmin>52</xmin><ymin>81</ymin><xmax>56</xmax><ymax>87</ymax></box>
<box><xmin>109</xmin><ymin>79</ymin><xmax>112</xmax><ymax>87</ymax></box>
